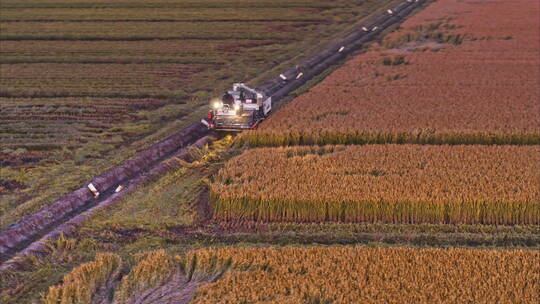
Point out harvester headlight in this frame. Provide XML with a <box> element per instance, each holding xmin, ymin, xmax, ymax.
<box><xmin>212</xmin><ymin>101</ymin><xmax>222</xmax><ymax>109</ymax></box>
<box><xmin>234</xmin><ymin>104</ymin><xmax>241</xmax><ymax>111</ymax></box>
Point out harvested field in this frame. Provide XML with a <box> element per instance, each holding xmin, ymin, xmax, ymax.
<box><xmin>190</xmin><ymin>247</ymin><xmax>540</xmax><ymax>304</ymax></box>
<box><xmin>0</xmin><ymin>63</ymin><xmax>208</xmax><ymax>98</ymax></box>
<box><xmin>0</xmin><ymin>21</ymin><xmax>314</xmax><ymax>41</ymax></box>
<box><xmin>0</xmin><ymin>39</ymin><xmax>282</xmax><ymax>64</ymax></box>
<box><xmin>241</xmin><ymin>0</ymin><xmax>540</xmax><ymax>146</ymax></box>
<box><xmin>211</xmin><ymin>145</ymin><xmax>540</xmax><ymax>224</ymax></box>
<box><xmin>1</xmin><ymin>0</ymin><xmax>394</xmax><ymax>227</ymax></box>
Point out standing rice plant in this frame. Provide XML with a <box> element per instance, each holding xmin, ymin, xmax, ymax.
<box><xmin>238</xmin><ymin>131</ymin><xmax>540</xmax><ymax>147</ymax></box>
<box><xmin>114</xmin><ymin>250</ymin><xmax>174</xmax><ymax>302</ymax></box>
<box><xmin>210</xmin><ymin>145</ymin><xmax>540</xmax><ymax>225</ymax></box>
<box><xmin>175</xmin><ymin>250</ymin><xmax>232</xmax><ymax>283</ymax></box>
<box><xmin>189</xmin><ymin>246</ymin><xmax>540</xmax><ymax>304</ymax></box>
<box><xmin>42</xmin><ymin>253</ymin><xmax>122</xmax><ymax>304</ymax></box>
<box><xmin>239</xmin><ymin>0</ymin><xmax>540</xmax><ymax>148</ymax></box>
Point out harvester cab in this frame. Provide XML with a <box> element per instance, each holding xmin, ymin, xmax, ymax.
<box><xmin>201</xmin><ymin>83</ymin><xmax>272</xmax><ymax>131</ymax></box>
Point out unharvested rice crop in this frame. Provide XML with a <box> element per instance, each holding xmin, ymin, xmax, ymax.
<box><xmin>39</xmin><ymin>246</ymin><xmax>540</xmax><ymax>304</ymax></box>
<box><xmin>43</xmin><ymin>253</ymin><xmax>122</xmax><ymax>304</ymax></box>
<box><xmin>241</xmin><ymin>0</ymin><xmax>540</xmax><ymax>146</ymax></box>
<box><xmin>114</xmin><ymin>249</ymin><xmax>174</xmax><ymax>302</ymax></box>
<box><xmin>41</xmin><ymin>249</ymin><xmax>229</xmax><ymax>304</ymax></box>
<box><xmin>190</xmin><ymin>246</ymin><xmax>540</xmax><ymax>304</ymax></box>
<box><xmin>211</xmin><ymin>145</ymin><xmax>540</xmax><ymax>224</ymax></box>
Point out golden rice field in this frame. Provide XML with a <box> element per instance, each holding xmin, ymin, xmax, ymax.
<box><xmin>43</xmin><ymin>247</ymin><xmax>540</xmax><ymax>304</ymax></box>
<box><xmin>41</xmin><ymin>248</ymin><xmax>229</xmax><ymax>304</ymax></box>
<box><xmin>114</xmin><ymin>250</ymin><xmax>175</xmax><ymax>302</ymax></box>
<box><xmin>190</xmin><ymin>246</ymin><xmax>540</xmax><ymax>304</ymax></box>
<box><xmin>43</xmin><ymin>250</ymin><xmax>179</xmax><ymax>304</ymax></box>
<box><xmin>211</xmin><ymin>144</ymin><xmax>540</xmax><ymax>224</ymax></box>
<box><xmin>240</xmin><ymin>0</ymin><xmax>540</xmax><ymax>147</ymax></box>
<box><xmin>43</xmin><ymin>253</ymin><xmax>122</xmax><ymax>304</ymax></box>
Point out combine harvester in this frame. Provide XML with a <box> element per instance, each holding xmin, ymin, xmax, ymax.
<box><xmin>202</xmin><ymin>0</ymin><xmax>423</xmax><ymax>131</ymax></box>
<box><xmin>201</xmin><ymin>83</ymin><xmax>271</xmax><ymax>131</ymax></box>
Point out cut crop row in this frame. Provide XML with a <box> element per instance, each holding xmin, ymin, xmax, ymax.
<box><xmin>0</xmin><ymin>0</ymin><xmax>343</xmax><ymax>10</ymax></box>
<box><xmin>0</xmin><ymin>21</ymin><xmax>321</xmax><ymax>41</ymax></box>
<box><xmin>0</xmin><ymin>7</ymin><xmax>327</xmax><ymax>22</ymax></box>
<box><xmin>0</xmin><ymin>63</ymin><xmax>209</xmax><ymax>99</ymax></box>
<box><xmin>0</xmin><ymin>39</ymin><xmax>290</xmax><ymax>65</ymax></box>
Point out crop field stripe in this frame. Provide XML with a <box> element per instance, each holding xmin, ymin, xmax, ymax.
<box><xmin>0</xmin><ymin>20</ymin><xmax>321</xmax><ymax>41</ymax></box>
<box><xmin>238</xmin><ymin>132</ymin><xmax>540</xmax><ymax>146</ymax></box>
<box><xmin>0</xmin><ymin>59</ymin><xmax>227</xmax><ymax>64</ymax></box>
<box><xmin>212</xmin><ymin>197</ymin><xmax>540</xmax><ymax>225</ymax></box>
<box><xmin>0</xmin><ymin>2</ymin><xmax>344</xmax><ymax>10</ymax></box>
<box><xmin>0</xmin><ymin>37</ymin><xmax>297</xmax><ymax>41</ymax></box>
<box><xmin>0</xmin><ymin>19</ymin><xmax>325</xmax><ymax>23</ymax></box>
<box><xmin>210</xmin><ymin>145</ymin><xmax>540</xmax><ymax>225</ymax></box>
<box><xmin>0</xmin><ymin>91</ymin><xmax>191</xmax><ymax>99</ymax></box>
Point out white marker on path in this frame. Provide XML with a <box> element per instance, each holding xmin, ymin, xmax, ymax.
<box><xmin>87</xmin><ymin>183</ymin><xmax>100</xmax><ymax>198</ymax></box>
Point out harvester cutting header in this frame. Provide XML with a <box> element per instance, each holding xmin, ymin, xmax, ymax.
<box><xmin>201</xmin><ymin>83</ymin><xmax>271</xmax><ymax>131</ymax></box>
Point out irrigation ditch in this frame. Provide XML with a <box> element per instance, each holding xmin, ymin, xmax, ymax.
<box><xmin>0</xmin><ymin>0</ymin><xmax>428</xmax><ymax>272</ymax></box>
<box><xmin>0</xmin><ymin>124</ymin><xmax>211</xmax><ymax>267</ymax></box>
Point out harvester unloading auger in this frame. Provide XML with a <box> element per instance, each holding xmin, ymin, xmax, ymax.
<box><xmin>201</xmin><ymin>0</ymin><xmax>423</xmax><ymax>131</ymax></box>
